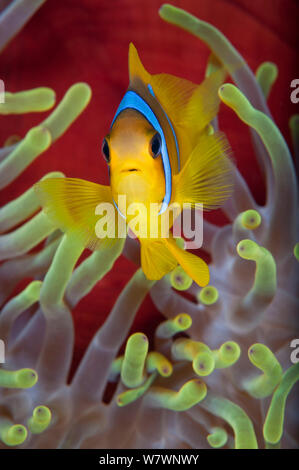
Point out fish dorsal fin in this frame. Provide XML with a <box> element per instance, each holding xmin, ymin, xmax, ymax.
<box><xmin>129</xmin><ymin>43</ymin><xmax>151</xmax><ymax>85</ymax></box>
<box><xmin>183</xmin><ymin>68</ymin><xmax>226</xmax><ymax>132</ymax></box>
<box><xmin>128</xmin><ymin>44</ymin><xmax>197</xmax><ymax>125</ymax></box>
<box><xmin>150</xmin><ymin>73</ymin><xmax>198</xmax><ymax>122</ymax></box>
<box><xmin>128</xmin><ymin>43</ymin><xmax>225</xmax><ymax>133</ymax></box>
<box><xmin>34</xmin><ymin>177</ymin><xmax>117</xmax><ymax>251</ymax></box>
<box><xmin>149</xmin><ymin>68</ymin><xmax>226</xmax><ymax>156</ymax></box>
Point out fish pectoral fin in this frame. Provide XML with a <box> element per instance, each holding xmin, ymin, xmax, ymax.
<box><xmin>163</xmin><ymin>238</ymin><xmax>209</xmax><ymax>287</ymax></box>
<box><xmin>173</xmin><ymin>131</ymin><xmax>234</xmax><ymax>211</ymax></box>
<box><xmin>140</xmin><ymin>239</ymin><xmax>178</xmax><ymax>280</ymax></box>
<box><xmin>34</xmin><ymin>177</ymin><xmax>117</xmax><ymax>250</ymax></box>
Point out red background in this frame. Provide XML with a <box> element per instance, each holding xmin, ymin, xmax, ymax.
<box><xmin>0</xmin><ymin>0</ymin><xmax>298</xmax><ymax>375</ymax></box>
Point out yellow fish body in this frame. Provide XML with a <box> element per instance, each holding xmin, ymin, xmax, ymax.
<box><xmin>35</xmin><ymin>44</ymin><xmax>233</xmax><ymax>287</ymax></box>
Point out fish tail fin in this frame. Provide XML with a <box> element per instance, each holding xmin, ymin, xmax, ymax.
<box><xmin>162</xmin><ymin>238</ymin><xmax>209</xmax><ymax>287</ymax></box>
<box><xmin>34</xmin><ymin>177</ymin><xmax>116</xmax><ymax>250</ymax></box>
<box><xmin>173</xmin><ymin>131</ymin><xmax>234</xmax><ymax>211</ymax></box>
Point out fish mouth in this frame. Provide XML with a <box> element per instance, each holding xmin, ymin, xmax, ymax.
<box><xmin>121</xmin><ymin>168</ymin><xmax>141</xmax><ymax>173</ymax></box>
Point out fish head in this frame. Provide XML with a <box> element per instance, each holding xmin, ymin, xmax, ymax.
<box><xmin>103</xmin><ymin>109</ymin><xmax>165</xmax><ymax>210</ymax></box>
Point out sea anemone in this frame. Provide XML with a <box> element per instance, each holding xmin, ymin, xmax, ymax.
<box><xmin>0</xmin><ymin>1</ymin><xmax>298</xmax><ymax>449</ymax></box>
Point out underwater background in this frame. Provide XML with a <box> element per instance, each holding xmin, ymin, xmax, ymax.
<box><xmin>0</xmin><ymin>0</ymin><xmax>298</xmax><ymax>449</ymax></box>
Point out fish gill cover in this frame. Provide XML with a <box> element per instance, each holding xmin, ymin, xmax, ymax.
<box><xmin>0</xmin><ymin>0</ymin><xmax>298</xmax><ymax>450</ymax></box>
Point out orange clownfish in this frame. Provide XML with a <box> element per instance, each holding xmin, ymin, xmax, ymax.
<box><xmin>35</xmin><ymin>44</ymin><xmax>233</xmax><ymax>287</ymax></box>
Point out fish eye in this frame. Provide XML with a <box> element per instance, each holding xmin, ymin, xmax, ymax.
<box><xmin>102</xmin><ymin>138</ymin><xmax>110</xmax><ymax>163</ymax></box>
<box><xmin>149</xmin><ymin>133</ymin><xmax>162</xmax><ymax>159</ymax></box>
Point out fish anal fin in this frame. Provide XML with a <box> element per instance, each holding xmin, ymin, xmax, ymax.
<box><xmin>140</xmin><ymin>239</ymin><xmax>177</xmax><ymax>280</ymax></box>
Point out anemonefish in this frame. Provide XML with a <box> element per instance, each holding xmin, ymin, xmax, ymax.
<box><xmin>35</xmin><ymin>44</ymin><xmax>233</xmax><ymax>287</ymax></box>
